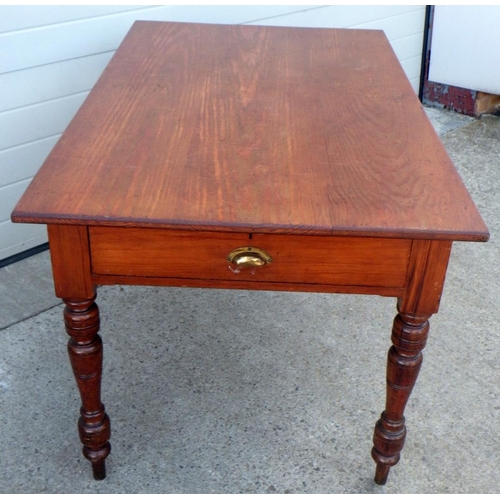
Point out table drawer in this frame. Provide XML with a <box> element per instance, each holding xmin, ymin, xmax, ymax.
<box><xmin>89</xmin><ymin>227</ymin><xmax>411</xmax><ymax>288</ymax></box>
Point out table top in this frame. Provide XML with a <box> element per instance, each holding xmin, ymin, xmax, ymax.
<box><xmin>12</xmin><ymin>21</ymin><xmax>488</xmax><ymax>242</ymax></box>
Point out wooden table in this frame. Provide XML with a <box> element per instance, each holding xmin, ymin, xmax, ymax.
<box><xmin>12</xmin><ymin>21</ymin><xmax>489</xmax><ymax>485</ymax></box>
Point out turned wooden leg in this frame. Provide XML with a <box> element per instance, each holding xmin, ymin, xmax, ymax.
<box><xmin>371</xmin><ymin>310</ymin><xmax>430</xmax><ymax>485</ymax></box>
<box><xmin>64</xmin><ymin>296</ymin><xmax>111</xmax><ymax>480</ymax></box>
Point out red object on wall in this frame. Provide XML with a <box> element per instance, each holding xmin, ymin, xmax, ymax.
<box><xmin>422</xmin><ymin>81</ymin><xmax>477</xmax><ymax>116</ymax></box>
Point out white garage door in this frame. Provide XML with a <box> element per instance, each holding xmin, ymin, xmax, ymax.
<box><xmin>428</xmin><ymin>6</ymin><xmax>500</xmax><ymax>95</ymax></box>
<box><xmin>0</xmin><ymin>5</ymin><xmax>425</xmax><ymax>261</ymax></box>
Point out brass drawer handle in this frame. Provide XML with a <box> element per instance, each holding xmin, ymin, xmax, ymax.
<box><xmin>227</xmin><ymin>247</ymin><xmax>273</xmax><ymax>267</ymax></box>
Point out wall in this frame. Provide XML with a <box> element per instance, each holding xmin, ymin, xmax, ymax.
<box><xmin>0</xmin><ymin>5</ymin><xmax>425</xmax><ymax>260</ymax></box>
<box><xmin>428</xmin><ymin>6</ymin><xmax>500</xmax><ymax>96</ymax></box>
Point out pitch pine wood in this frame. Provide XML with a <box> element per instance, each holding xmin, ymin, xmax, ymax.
<box><xmin>64</xmin><ymin>295</ymin><xmax>111</xmax><ymax>480</ymax></box>
<box><xmin>372</xmin><ymin>310</ymin><xmax>431</xmax><ymax>485</ymax></box>
<box><xmin>10</xmin><ymin>21</ymin><xmax>490</xmax><ymax>484</ymax></box>
<box><xmin>92</xmin><ymin>274</ymin><xmax>406</xmax><ymax>297</ymax></box>
<box><xmin>47</xmin><ymin>225</ymin><xmax>94</xmax><ymax>299</ymax></box>
<box><xmin>89</xmin><ymin>227</ymin><xmax>411</xmax><ymax>288</ymax></box>
<box><xmin>400</xmin><ymin>240</ymin><xmax>453</xmax><ymax>315</ymax></box>
<box><xmin>12</xmin><ymin>21</ymin><xmax>488</xmax><ymax>242</ymax></box>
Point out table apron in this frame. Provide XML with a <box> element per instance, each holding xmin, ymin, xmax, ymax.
<box><xmin>88</xmin><ymin>227</ymin><xmax>412</xmax><ymax>292</ymax></box>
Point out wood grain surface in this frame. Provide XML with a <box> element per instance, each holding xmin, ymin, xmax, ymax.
<box><xmin>89</xmin><ymin>227</ymin><xmax>411</xmax><ymax>287</ymax></box>
<box><xmin>12</xmin><ymin>21</ymin><xmax>488</xmax><ymax>241</ymax></box>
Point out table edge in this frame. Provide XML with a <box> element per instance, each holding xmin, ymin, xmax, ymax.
<box><xmin>11</xmin><ymin>212</ymin><xmax>490</xmax><ymax>242</ymax></box>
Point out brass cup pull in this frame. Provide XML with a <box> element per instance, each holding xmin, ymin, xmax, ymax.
<box><xmin>234</xmin><ymin>254</ymin><xmax>266</xmax><ymax>267</ymax></box>
<box><xmin>227</xmin><ymin>247</ymin><xmax>273</xmax><ymax>267</ymax></box>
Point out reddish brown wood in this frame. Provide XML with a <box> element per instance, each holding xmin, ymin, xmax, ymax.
<box><xmin>89</xmin><ymin>227</ymin><xmax>411</xmax><ymax>289</ymax></box>
<box><xmin>47</xmin><ymin>225</ymin><xmax>110</xmax><ymax>478</ymax></box>
<box><xmin>47</xmin><ymin>225</ymin><xmax>94</xmax><ymax>299</ymax></box>
<box><xmin>372</xmin><ymin>311</ymin><xmax>429</xmax><ymax>484</ymax></box>
<box><xmin>12</xmin><ymin>22</ymin><xmax>488</xmax><ymax>243</ymax></box>
<box><xmin>92</xmin><ymin>273</ymin><xmax>405</xmax><ymax>297</ymax></box>
<box><xmin>401</xmin><ymin>240</ymin><xmax>453</xmax><ymax>315</ymax></box>
<box><xmin>64</xmin><ymin>296</ymin><xmax>111</xmax><ymax>480</ymax></box>
<box><xmin>10</xmin><ymin>22</ymin><xmax>490</xmax><ymax>484</ymax></box>
<box><xmin>371</xmin><ymin>240</ymin><xmax>452</xmax><ymax>483</ymax></box>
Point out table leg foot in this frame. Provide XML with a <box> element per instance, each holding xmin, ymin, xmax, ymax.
<box><xmin>91</xmin><ymin>458</ymin><xmax>107</xmax><ymax>480</ymax></box>
<box><xmin>64</xmin><ymin>295</ymin><xmax>111</xmax><ymax>480</ymax></box>
<box><xmin>374</xmin><ymin>463</ymin><xmax>391</xmax><ymax>485</ymax></box>
<box><xmin>371</xmin><ymin>310</ymin><xmax>430</xmax><ymax>484</ymax></box>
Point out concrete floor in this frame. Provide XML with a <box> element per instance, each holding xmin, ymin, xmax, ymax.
<box><xmin>0</xmin><ymin>107</ymin><xmax>499</xmax><ymax>493</ymax></box>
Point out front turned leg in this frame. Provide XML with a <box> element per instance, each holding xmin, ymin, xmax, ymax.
<box><xmin>371</xmin><ymin>311</ymin><xmax>430</xmax><ymax>485</ymax></box>
<box><xmin>64</xmin><ymin>296</ymin><xmax>111</xmax><ymax>480</ymax></box>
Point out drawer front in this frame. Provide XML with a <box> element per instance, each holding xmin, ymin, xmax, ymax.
<box><xmin>89</xmin><ymin>227</ymin><xmax>411</xmax><ymax>288</ymax></box>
